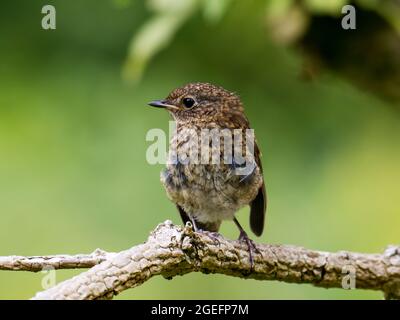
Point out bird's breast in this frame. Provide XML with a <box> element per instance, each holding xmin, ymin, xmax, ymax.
<box><xmin>160</xmin><ymin>129</ymin><xmax>263</xmax><ymax>222</ymax></box>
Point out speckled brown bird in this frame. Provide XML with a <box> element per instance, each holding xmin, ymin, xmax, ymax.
<box><xmin>149</xmin><ymin>83</ymin><xmax>266</xmax><ymax>262</ymax></box>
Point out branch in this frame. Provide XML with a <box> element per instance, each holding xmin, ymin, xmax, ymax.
<box><xmin>20</xmin><ymin>221</ymin><xmax>399</xmax><ymax>300</ymax></box>
<box><xmin>0</xmin><ymin>249</ymin><xmax>114</xmax><ymax>272</ymax></box>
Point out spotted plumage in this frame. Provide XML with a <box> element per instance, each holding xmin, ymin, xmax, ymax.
<box><xmin>149</xmin><ymin>83</ymin><xmax>267</xmax><ymax>253</ymax></box>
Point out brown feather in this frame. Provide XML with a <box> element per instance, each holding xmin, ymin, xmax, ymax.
<box><xmin>250</xmin><ymin>142</ymin><xmax>267</xmax><ymax>236</ymax></box>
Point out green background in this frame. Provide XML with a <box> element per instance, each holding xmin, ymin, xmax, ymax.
<box><xmin>0</xmin><ymin>1</ymin><xmax>399</xmax><ymax>299</ymax></box>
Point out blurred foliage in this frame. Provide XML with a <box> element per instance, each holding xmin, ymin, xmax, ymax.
<box><xmin>0</xmin><ymin>0</ymin><xmax>399</xmax><ymax>299</ymax></box>
<box><xmin>124</xmin><ymin>0</ymin><xmax>400</xmax><ymax>88</ymax></box>
<box><xmin>123</xmin><ymin>0</ymin><xmax>198</xmax><ymax>81</ymax></box>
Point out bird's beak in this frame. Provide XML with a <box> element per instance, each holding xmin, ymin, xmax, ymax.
<box><xmin>148</xmin><ymin>100</ymin><xmax>179</xmax><ymax>110</ymax></box>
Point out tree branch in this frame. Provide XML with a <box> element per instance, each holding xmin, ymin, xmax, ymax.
<box><xmin>0</xmin><ymin>249</ymin><xmax>114</xmax><ymax>272</ymax></box>
<box><xmin>16</xmin><ymin>221</ymin><xmax>397</xmax><ymax>300</ymax></box>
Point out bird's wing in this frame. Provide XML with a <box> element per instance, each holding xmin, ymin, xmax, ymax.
<box><xmin>250</xmin><ymin>181</ymin><xmax>266</xmax><ymax>236</ymax></box>
<box><xmin>223</xmin><ymin>112</ymin><xmax>267</xmax><ymax>236</ymax></box>
<box><xmin>249</xmin><ymin>140</ymin><xmax>267</xmax><ymax>237</ymax></box>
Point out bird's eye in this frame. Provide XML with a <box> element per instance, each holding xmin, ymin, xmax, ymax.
<box><xmin>182</xmin><ymin>97</ymin><xmax>195</xmax><ymax>109</ymax></box>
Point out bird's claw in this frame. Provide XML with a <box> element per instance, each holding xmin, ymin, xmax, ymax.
<box><xmin>197</xmin><ymin>229</ymin><xmax>221</xmax><ymax>245</ymax></box>
<box><xmin>238</xmin><ymin>231</ymin><xmax>260</xmax><ymax>270</ymax></box>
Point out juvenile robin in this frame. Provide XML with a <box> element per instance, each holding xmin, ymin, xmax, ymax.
<box><xmin>149</xmin><ymin>83</ymin><xmax>266</xmax><ymax>264</ymax></box>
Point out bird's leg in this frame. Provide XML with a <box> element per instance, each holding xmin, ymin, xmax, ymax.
<box><xmin>190</xmin><ymin>217</ymin><xmax>201</xmax><ymax>233</ymax></box>
<box><xmin>233</xmin><ymin>217</ymin><xmax>259</xmax><ymax>269</ymax></box>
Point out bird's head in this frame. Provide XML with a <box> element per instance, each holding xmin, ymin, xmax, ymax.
<box><xmin>148</xmin><ymin>82</ymin><xmax>244</xmax><ymax>123</ymax></box>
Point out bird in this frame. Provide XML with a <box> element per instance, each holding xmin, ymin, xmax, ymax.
<box><xmin>148</xmin><ymin>82</ymin><xmax>266</xmax><ymax>265</ymax></box>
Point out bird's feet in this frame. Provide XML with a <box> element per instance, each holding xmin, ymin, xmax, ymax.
<box><xmin>238</xmin><ymin>230</ymin><xmax>260</xmax><ymax>270</ymax></box>
<box><xmin>197</xmin><ymin>229</ymin><xmax>221</xmax><ymax>245</ymax></box>
<box><xmin>233</xmin><ymin>217</ymin><xmax>260</xmax><ymax>270</ymax></box>
<box><xmin>191</xmin><ymin>219</ymin><xmax>221</xmax><ymax>245</ymax></box>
